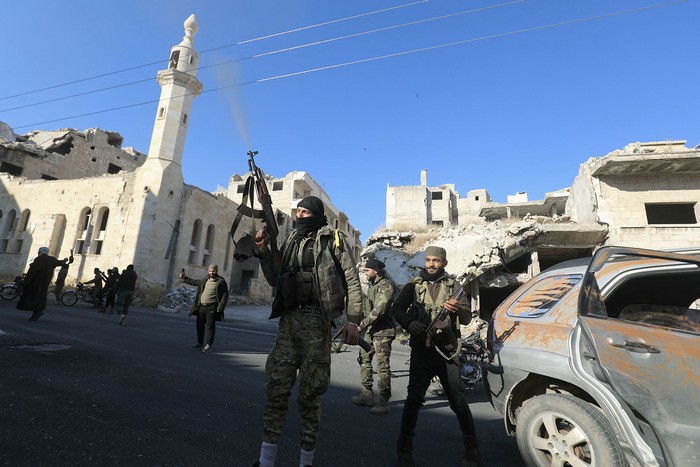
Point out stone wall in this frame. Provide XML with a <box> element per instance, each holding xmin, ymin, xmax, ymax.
<box><xmin>0</xmin><ymin>128</ymin><xmax>146</xmax><ymax>181</ymax></box>
<box><xmin>597</xmin><ymin>172</ymin><xmax>700</xmax><ymax>247</ymax></box>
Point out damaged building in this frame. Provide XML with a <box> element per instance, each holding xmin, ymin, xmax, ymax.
<box><xmin>0</xmin><ymin>15</ymin><xmax>358</xmax><ymax>306</ymax></box>
<box><xmin>377</xmin><ymin>140</ymin><xmax>700</xmax><ymax>319</ymax></box>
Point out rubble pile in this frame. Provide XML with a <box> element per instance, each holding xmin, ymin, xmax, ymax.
<box><xmin>361</xmin><ymin>216</ymin><xmax>546</xmax><ymax>287</ymax></box>
<box><xmin>157</xmin><ymin>286</ymin><xmax>195</xmax><ymax>314</ymax></box>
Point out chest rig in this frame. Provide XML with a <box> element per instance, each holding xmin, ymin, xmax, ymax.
<box><xmin>413</xmin><ymin>275</ymin><xmax>461</xmax><ymax>360</ymax></box>
<box><xmin>294</xmin><ymin>236</ymin><xmax>318</xmax><ymax>305</ymax></box>
<box><xmin>413</xmin><ymin>276</ymin><xmax>455</xmax><ymax>320</ymax></box>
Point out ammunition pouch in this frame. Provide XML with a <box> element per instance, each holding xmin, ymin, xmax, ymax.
<box><xmin>279</xmin><ymin>272</ymin><xmax>297</xmax><ymax>309</ymax></box>
<box><xmin>295</xmin><ymin>271</ymin><xmax>315</xmax><ymax>304</ymax></box>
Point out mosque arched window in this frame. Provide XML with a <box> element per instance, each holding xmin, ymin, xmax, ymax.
<box><xmin>75</xmin><ymin>208</ymin><xmax>92</xmax><ymax>254</ymax></box>
<box><xmin>188</xmin><ymin>219</ymin><xmax>202</xmax><ymax>264</ymax></box>
<box><xmin>202</xmin><ymin>224</ymin><xmax>215</xmax><ymax>267</ymax></box>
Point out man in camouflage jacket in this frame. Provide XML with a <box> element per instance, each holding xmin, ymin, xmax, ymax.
<box><xmin>252</xmin><ymin>196</ymin><xmax>361</xmax><ymax>467</ymax></box>
<box><xmin>351</xmin><ymin>258</ymin><xmax>396</xmax><ymax>415</ymax></box>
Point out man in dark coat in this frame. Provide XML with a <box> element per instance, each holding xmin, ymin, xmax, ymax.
<box><xmin>18</xmin><ymin>246</ymin><xmax>73</xmax><ymax>321</ymax></box>
<box><xmin>180</xmin><ymin>264</ymin><xmax>228</xmax><ymax>353</ymax></box>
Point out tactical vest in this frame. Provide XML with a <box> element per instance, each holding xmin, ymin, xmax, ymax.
<box><xmin>412</xmin><ymin>275</ymin><xmax>456</xmax><ymax>320</ymax></box>
<box><xmin>412</xmin><ymin>274</ymin><xmax>461</xmax><ymax>360</ymax></box>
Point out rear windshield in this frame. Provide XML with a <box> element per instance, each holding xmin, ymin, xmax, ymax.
<box><xmin>507</xmin><ymin>274</ymin><xmax>582</xmax><ymax>318</ymax></box>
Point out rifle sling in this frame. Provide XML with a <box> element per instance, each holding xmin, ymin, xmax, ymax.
<box><xmin>230</xmin><ymin>175</ymin><xmax>262</xmax><ymax>259</ymax></box>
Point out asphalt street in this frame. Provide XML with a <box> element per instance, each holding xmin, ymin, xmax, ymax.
<box><xmin>0</xmin><ymin>298</ymin><xmax>524</xmax><ymax>467</ymax></box>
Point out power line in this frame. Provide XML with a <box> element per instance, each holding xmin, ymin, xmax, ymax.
<box><xmin>0</xmin><ymin>0</ymin><xmax>431</xmax><ymax>102</ymax></box>
<box><xmin>1</xmin><ymin>0</ymin><xmax>522</xmax><ymax>114</ymax></box>
<box><xmin>12</xmin><ymin>0</ymin><xmax>688</xmax><ymax>131</ymax></box>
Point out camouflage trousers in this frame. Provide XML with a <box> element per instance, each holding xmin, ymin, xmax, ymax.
<box><xmin>358</xmin><ymin>334</ymin><xmax>395</xmax><ymax>399</ymax></box>
<box><xmin>263</xmin><ymin>309</ymin><xmax>331</xmax><ymax>451</ymax></box>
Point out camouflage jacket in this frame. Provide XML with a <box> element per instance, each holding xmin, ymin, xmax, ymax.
<box><xmin>259</xmin><ymin>225</ymin><xmax>362</xmax><ymax>324</ymax></box>
<box><xmin>360</xmin><ymin>275</ymin><xmax>396</xmax><ymax>337</ymax></box>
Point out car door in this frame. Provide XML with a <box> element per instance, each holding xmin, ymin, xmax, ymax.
<box><xmin>576</xmin><ymin>247</ymin><xmax>700</xmax><ymax>467</ymax></box>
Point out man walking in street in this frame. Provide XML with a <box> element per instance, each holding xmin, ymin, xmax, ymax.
<box><xmin>351</xmin><ymin>258</ymin><xmax>396</xmax><ymax>415</ymax></box>
<box><xmin>391</xmin><ymin>246</ymin><xmax>479</xmax><ymax>467</ymax></box>
<box><xmin>251</xmin><ymin>195</ymin><xmax>361</xmax><ymax>467</ymax></box>
<box><xmin>116</xmin><ymin>265</ymin><xmax>137</xmax><ymax>326</ymax></box>
<box><xmin>180</xmin><ymin>264</ymin><xmax>228</xmax><ymax>352</ymax></box>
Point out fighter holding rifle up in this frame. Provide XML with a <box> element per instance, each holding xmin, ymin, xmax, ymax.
<box><xmin>245</xmin><ymin>152</ymin><xmax>363</xmax><ymax>467</ymax></box>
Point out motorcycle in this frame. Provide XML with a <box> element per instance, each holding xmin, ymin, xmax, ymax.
<box><xmin>459</xmin><ymin>319</ymin><xmax>489</xmax><ymax>387</ymax></box>
<box><xmin>60</xmin><ymin>283</ymin><xmax>95</xmax><ymax>306</ymax></box>
<box><xmin>1</xmin><ymin>275</ymin><xmax>24</xmax><ymax>301</ymax></box>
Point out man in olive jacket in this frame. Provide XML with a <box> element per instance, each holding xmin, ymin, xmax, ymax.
<box><xmin>251</xmin><ymin>195</ymin><xmax>361</xmax><ymax>467</ymax></box>
<box><xmin>180</xmin><ymin>264</ymin><xmax>228</xmax><ymax>353</ymax></box>
<box><xmin>351</xmin><ymin>258</ymin><xmax>397</xmax><ymax>415</ymax></box>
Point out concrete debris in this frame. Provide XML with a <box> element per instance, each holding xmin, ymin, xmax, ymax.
<box><xmin>157</xmin><ymin>285</ymin><xmax>271</xmax><ymax>312</ymax></box>
<box><xmin>363</xmin><ymin>216</ymin><xmax>547</xmax><ymax>287</ymax></box>
<box><xmin>159</xmin><ymin>286</ymin><xmax>196</xmax><ymax>314</ymax></box>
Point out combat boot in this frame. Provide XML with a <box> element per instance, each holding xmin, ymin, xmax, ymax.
<box><xmin>396</xmin><ymin>436</ymin><xmax>415</xmax><ymax>467</ymax></box>
<box><xmin>461</xmin><ymin>434</ymin><xmax>480</xmax><ymax>467</ymax></box>
<box><xmin>370</xmin><ymin>396</ymin><xmax>390</xmax><ymax>415</ymax></box>
<box><xmin>351</xmin><ymin>388</ymin><xmax>375</xmax><ymax>407</ymax></box>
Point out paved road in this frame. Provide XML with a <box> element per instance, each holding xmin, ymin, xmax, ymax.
<box><xmin>0</xmin><ymin>298</ymin><xmax>524</xmax><ymax>467</ymax></box>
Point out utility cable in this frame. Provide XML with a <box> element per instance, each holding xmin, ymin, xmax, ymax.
<box><xmin>0</xmin><ymin>0</ymin><xmax>430</xmax><ymax>102</ymax></box>
<box><xmin>0</xmin><ymin>0</ymin><xmax>521</xmax><ymax>114</ymax></box>
<box><xmin>12</xmin><ymin>0</ymin><xmax>687</xmax><ymax>131</ymax></box>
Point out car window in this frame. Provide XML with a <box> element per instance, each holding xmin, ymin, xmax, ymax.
<box><xmin>595</xmin><ymin>253</ymin><xmax>700</xmax><ymax>335</ymax></box>
<box><xmin>507</xmin><ymin>274</ymin><xmax>581</xmax><ymax>318</ymax></box>
<box><xmin>618</xmin><ymin>304</ymin><xmax>700</xmax><ymax>334</ymax></box>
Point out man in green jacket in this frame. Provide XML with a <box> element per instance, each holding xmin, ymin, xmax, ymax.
<box><xmin>252</xmin><ymin>195</ymin><xmax>361</xmax><ymax>467</ymax></box>
<box><xmin>351</xmin><ymin>257</ymin><xmax>396</xmax><ymax>415</ymax></box>
<box><xmin>180</xmin><ymin>264</ymin><xmax>229</xmax><ymax>353</ymax></box>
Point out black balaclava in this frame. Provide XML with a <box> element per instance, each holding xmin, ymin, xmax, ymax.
<box><xmin>296</xmin><ymin>196</ymin><xmax>328</xmax><ymax>236</ymax></box>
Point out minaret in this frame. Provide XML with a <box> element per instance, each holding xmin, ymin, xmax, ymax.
<box><xmin>146</xmin><ymin>14</ymin><xmax>203</xmax><ymax>167</ymax></box>
<box><xmin>126</xmin><ymin>14</ymin><xmax>202</xmax><ymax>298</ymax></box>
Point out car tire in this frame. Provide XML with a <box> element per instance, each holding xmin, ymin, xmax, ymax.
<box><xmin>61</xmin><ymin>291</ymin><xmax>79</xmax><ymax>306</ymax></box>
<box><xmin>516</xmin><ymin>394</ymin><xmax>626</xmax><ymax>467</ymax></box>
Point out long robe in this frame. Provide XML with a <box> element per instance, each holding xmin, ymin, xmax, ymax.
<box><xmin>17</xmin><ymin>254</ymin><xmax>66</xmax><ymax>312</ymax></box>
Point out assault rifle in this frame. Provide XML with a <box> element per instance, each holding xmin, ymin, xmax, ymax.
<box><xmin>333</xmin><ymin>323</ymin><xmax>373</xmax><ymax>352</ymax></box>
<box><xmin>230</xmin><ymin>150</ymin><xmax>279</xmax><ymax>261</ymax></box>
<box><xmin>424</xmin><ymin>268</ymin><xmax>478</xmax><ymax>351</ymax></box>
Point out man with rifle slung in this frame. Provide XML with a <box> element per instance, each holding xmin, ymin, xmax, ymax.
<box><xmin>251</xmin><ymin>195</ymin><xmax>362</xmax><ymax>467</ymax></box>
<box><xmin>390</xmin><ymin>245</ymin><xmax>479</xmax><ymax>467</ymax></box>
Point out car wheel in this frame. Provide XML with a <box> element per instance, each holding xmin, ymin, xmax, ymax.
<box><xmin>1</xmin><ymin>285</ymin><xmax>20</xmax><ymax>300</ymax></box>
<box><xmin>516</xmin><ymin>394</ymin><xmax>626</xmax><ymax>467</ymax></box>
<box><xmin>61</xmin><ymin>291</ymin><xmax>79</xmax><ymax>306</ymax></box>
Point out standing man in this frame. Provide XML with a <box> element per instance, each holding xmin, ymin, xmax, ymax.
<box><xmin>115</xmin><ymin>265</ymin><xmax>138</xmax><ymax>326</ymax></box>
<box><xmin>252</xmin><ymin>195</ymin><xmax>361</xmax><ymax>467</ymax></box>
<box><xmin>102</xmin><ymin>267</ymin><xmax>120</xmax><ymax>314</ymax></box>
<box><xmin>53</xmin><ymin>248</ymin><xmax>74</xmax><ymax>304</ymax></box>
<box><xmin>351</xmin><ymin>258</ymin><xmax>396</xmax><ymax>415</ymax></box>
<box><xmin>18</xmin><ymin>246</ymin><xmax>73</xmax><ymax>321</ymax></box>
<box><xmin>391</xmin><ymin>246</ymin><xmax>479</xmax><ymax>467</ymax></box>
<box><xmin>180</xmin><ymin>264</ymin><xmax>228</xmax><ymax>352</ymax></box>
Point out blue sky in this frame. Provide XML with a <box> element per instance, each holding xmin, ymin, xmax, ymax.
<box><xmin>2</xmin><ymin>0</ymin><xmax>699</xmax><ymax>242</ymax></box>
